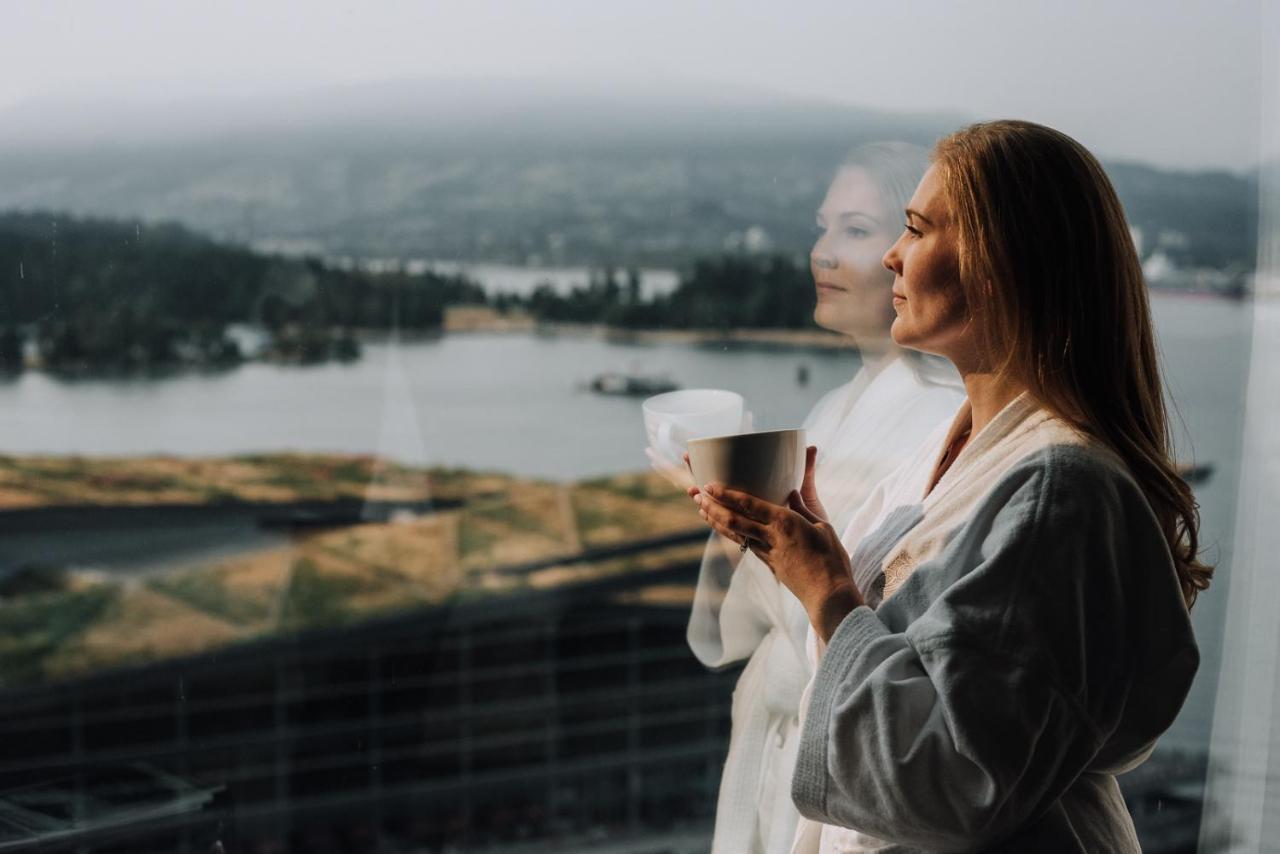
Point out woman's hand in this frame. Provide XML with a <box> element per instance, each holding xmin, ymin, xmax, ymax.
<box><xmin>690</xmin><ymin>446</ymin><xmax>864</xmax><ymax>641</ymax></box>
<box><xmin>685</xmin><ymin>445</ymin><xmax>826</xmax><ymax>512</ymax></box>
<box><xmin>796</xmin><ymin>445</ymin><xmax>830</xmax><ymax>524</ymax></box>
<box><xmin>682</xmin><ymin>455</ymin><xmax>747</xmax><ymax>562</ymax></box>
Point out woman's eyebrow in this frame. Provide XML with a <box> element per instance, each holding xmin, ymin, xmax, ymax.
<box><xmin>905</xmin><ymin>208</ymin><xmax>933</xmax><ymax>226</ymax></box>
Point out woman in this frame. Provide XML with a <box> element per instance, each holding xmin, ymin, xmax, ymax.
<box><xmin>691</xmin><ymin>120</ymin><xmax>1208</xmax><ymax>853</ymax></box>
<box><xmin>682</xmin><ymin>143</ymin><xmax>964</xmax><ymax>854</ymax></box>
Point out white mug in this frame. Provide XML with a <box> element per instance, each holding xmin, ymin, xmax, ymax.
<box><xmin>687</xmin><ymin>428</ymin><xmax>806</xmax><ymax>505</ymax></box>
<box><xmin>642</xmin><ymin>388</ymin><xmax>746</xmax><ymax>467</ymax></box>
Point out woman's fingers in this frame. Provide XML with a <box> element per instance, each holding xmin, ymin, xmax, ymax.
<box><xmin>702</xmin><ymin>483</ymin><xmax>774</xmax><ymax>524</ymax></box>
<box><xmin>804</xmin><ymin>445</ymin><xmax>818</xmax><ymax>483</ymax></box>
<box><xmin>698</xmin><ymin>495</ymin><xmax>772</xmax><ymax>547</ymax></box>
<box><xmin>704</xmin><ymin>514</ymin><xmax>770</xmax><ymax>553</ymax></box>
<box><xmin>800</xmin><ymin>445</ymin><xmax>819</xmax><ymax>498</ymax></box>
<box><xmin>797</xmin><ymin>445</ymin><xmax>832</xmax><ymax>524</ymax></box>
<box><xmin>788</xmin><ymin>489</ymin><xmax>822</xmax><ymax>525</ymax></box>
<box><xmin>702</xmin><ymin>514</ymin><xmax>745</xmax><ymax>547</ymax></box>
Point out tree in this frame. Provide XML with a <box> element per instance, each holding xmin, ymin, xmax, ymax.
<box><xmin>0</xmin><ymin>325</ymin><xmax>22</xmax><ymax>371</ymax></box>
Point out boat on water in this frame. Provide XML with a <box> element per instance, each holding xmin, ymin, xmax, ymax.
<box><xmin>588</xmin><ymin>372</ymin><xmax>679</xmax><ymax>397</ymax></box>
<box><xmin>1178</xmin><ymin>462</ymin><xmax>1214</xmax><ymax>485</ymax></box>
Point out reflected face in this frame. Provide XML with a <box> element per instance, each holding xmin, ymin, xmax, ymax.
<box><xmin>881</xmin><ymin>164</ymin><xmax>972</xmax><ymax>363</ymax></box>
<box><xmin>810</xmin><ymin>167</ymin><xmax>898</xmax><ymax>344</ymax></box>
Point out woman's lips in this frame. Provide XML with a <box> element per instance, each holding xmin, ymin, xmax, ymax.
<box><xmin>815</xmin><ymin>282</ymin><xmax>845</xmax><ymax>296</ymax></box>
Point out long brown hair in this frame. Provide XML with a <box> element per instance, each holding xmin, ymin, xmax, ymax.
<box><xmin>933</xmin><ymin>120</ymin><xmax>1211</xmax><ymax>608</ymax></box>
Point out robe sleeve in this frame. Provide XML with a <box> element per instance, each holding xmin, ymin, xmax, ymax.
<box><xmin>790</xmin><ymin>445</ymin><xmax>1198</xmax><ymax>851</ymax></box>
<box><xmin>687</xmin><ymin>533</ymin><xmax>777</xmax><ymax>668</ymax></box>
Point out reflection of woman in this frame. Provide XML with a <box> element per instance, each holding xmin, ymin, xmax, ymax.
<box><xmin>693</xmin><ymin>121</ymin><xmax>1207</xmax><ymax>853</ymax></box>
<box><xmin>685</xmin><ymin>144</ymin><xmax>963</xmax><ymax>854</ymax></box>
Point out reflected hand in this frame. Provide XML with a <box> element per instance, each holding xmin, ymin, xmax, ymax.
<box><xmin>646</xmin><ymin>446</ymin><xmax>696</xmax><ymax>491</ymax></box>
<box><xmin>693</xmin><ymin>481</ymin><xmax>862</xmax><ymax>641</ymax></box>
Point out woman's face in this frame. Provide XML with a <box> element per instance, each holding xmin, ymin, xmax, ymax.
<box><xmin>810</xmin><ymin>167</ymin><xmax>898</xmax><ymax>346</ymax></box>
<box><xmin>881</xmin><ymin>164</ymin><xmax>975</xmax><ymax>366</ymax></box>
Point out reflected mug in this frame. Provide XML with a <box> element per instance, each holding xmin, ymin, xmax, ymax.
<box><xmin>642</xmin><ymin>388</ymin><xmax>745</xmax><ymax>467</ymax></box>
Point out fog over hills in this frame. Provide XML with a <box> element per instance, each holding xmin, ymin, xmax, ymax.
<box><xmin>0</xmin><ymin>78</ymin><xmax>1256</xmax><ymax>271</ymax></box>
<box><xmin>0</xmin><ymin>77</ymin><xmax>965</xmax><ymax>147</ymax></box>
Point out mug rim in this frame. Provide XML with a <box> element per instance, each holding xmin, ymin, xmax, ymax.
<box><xmin>642</xmin><ymin>387</ymin><xmax>743</xmax><ymax>415</ymax></box>
<box><xmin>686</xmin><ymin>427</ymin><xmax>803</xmax><ymax>448</ymax></box>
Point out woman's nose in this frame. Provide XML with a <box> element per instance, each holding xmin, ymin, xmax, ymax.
<box><xmin>882</xmin><ymin>243</ymin><xmax>900</xmax><ymax>274</ymax></box>
<box><xmin>811</xmin><ymin>248</ymin><xmax>837</xmax><ymax>270</ymax></box>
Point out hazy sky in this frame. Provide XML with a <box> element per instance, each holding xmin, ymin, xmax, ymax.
<box><xmin>3</xmin><ymin>0</ymin><xmax>1270</xmax><ymax>171</ymax></box>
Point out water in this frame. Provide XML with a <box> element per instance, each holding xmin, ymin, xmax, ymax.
<box><xmin>0</xmin><ymin>333</ymin><xmax>857</xmax><ymax>480</ymax></box>
<box><xmin>0</xmin><ymin>295</ymin><xmax>1247</xmax><ymax>477</ymax></box>
<box><xmin>0</xmin><ymin>294</ymin><xmax>1255</xmax><ymax>755</ymax></box>
<box><xmin>1146</xmin><ymin>295</ymin><xmax>1252</xmax><ymax>753</ymax></box>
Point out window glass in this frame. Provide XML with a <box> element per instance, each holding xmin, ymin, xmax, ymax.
<box><xmin>0</xmin><ymin>4</ymin><xmax>1272</xmax><ymax>852</ymax></box>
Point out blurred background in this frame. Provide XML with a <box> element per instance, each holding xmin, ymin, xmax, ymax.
<box><xmin>0</xmin><ymin>1</ymin><xmax>1274</xmax><ymax>851</ymax></box>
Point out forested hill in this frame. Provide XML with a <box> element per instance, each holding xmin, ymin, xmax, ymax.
<box><xmin>0</xmin><ymin>81</ymin><xmax>1256</xmax><ymax>272</ymax></box>
<box><xmin>0</xmin><ymin>203</ymin><xmax>1255</xmax><ymax>376</ymax></box>
<box><xmin>0</xmin><ymin>212</ymin><xmax>486</xmax><ymax>371</ymax></box>
<box><xmin>0</xmin><ymin>209</ymin><xmax>831</xmax><ymax>342</ymax></box>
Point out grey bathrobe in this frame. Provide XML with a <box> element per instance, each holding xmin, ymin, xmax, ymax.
<box><xmin>790</xmin><ymin>395</ymin><xmax>1200</xmax><ymax>853</ymax></box>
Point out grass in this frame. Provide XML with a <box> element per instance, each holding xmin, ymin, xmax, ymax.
<box><xmin>147</xmin><ymin>569</ymin><xmax>273</xmax><ymax>627</ymax></box>
<box><xmin>468</xmin><ymin>500</ymin><xmax>549</xmax><ymax>534</ymax></box>
<box><xmin>458</xmin><ymin>516</ymin><xmax>501</xmax><ymax>556</ymax></box>
<box><xmin>202</xmin><ymin>486</ymin><xmax>243</xmax><ymax>504</ymax></box>
<box><xmin>0</xmin><ymin>585</ymin><xmax>119</xmax><ymax>686</ymax></box>
<box><xmin>328</xmin><ymin>458</ymin><xmax>376</xmax><ymax>483</ymax></box>
<box><xmin>260</xmin><ymin>470</ymin><xmax>331</xmax><ymax>495</ymax></box>
<box><xmin>455</xmin><ymin>481</ymin><xmax>571</xmax><ymax>561</ymax></box>
<box><xmin>4</xmin><ymin>457</ymin><xmax>93</xmax><ymax>481</ymax></box>
<box><xmin>0</xmin><ymin>452</ymin><xmax>509</xmax><ymax>511</ymax></box>
<box><xmin>0</xmin><ymin>455</ymin><xmax>706</xmax><ymax>686</ymax></box>
<box><xmin>0</xmin><ymin>564</ymin><xmax>70</xmax><ymax>597</ymax></box>
<box><xmin>571</xmin><ymin>501</ymin><xmax>628</xmax><ymax>536</ymax></box>
<box><xmin>278</xmin><ymin>558</ymin><xmax>370</xmax><ymax>631</ymax></box>
<box><xmin>580</xmin><ymin>472</ymin><xmax>685</xmax><ymax>503</ymax></box>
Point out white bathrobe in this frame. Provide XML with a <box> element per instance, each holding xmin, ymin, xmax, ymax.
<box><xmin>687</xmin><ymin>356</ymin><xmax>964</xmax><ymax>854</ymax></box>
<box><xmin>790</xmin><ymin>392</ymin><xmax>1199</xmax><ymax>853</ymax></box>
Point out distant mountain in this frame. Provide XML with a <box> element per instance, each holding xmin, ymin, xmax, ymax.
<box><xmin>0</xmin><ymin>77</ymin><xmax>965</xmax><ymax>150</ymax></box>
<box><xmin>0</xmin><ymin>78</ymin><xmax>1256</xmax><ymax>271</ymax></box>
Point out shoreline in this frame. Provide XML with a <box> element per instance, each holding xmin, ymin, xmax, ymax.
<box><xmin>547</xmin><ymin>322</ymin><xmax>853</xmax><ymax>351</ymax></box>
<box><xmin>12</xmin><ymin>287</ymin><xmax>1244</xmax><ymax>376</ymax></box>
<box><xmin>445</xmin><ymin>319</ymin><xmax>855</xmax><ymax>351</ymax></box>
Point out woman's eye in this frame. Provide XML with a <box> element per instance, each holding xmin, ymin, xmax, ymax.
<box><xmin>903</xmin><ymin>223</ymin><xmax>922</xmax><ymax>238</ymax></box>
<box><xmin>844</xmin><ymin>227</ymin><xmax>869</xmax><ymax>239</ymax></box>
